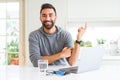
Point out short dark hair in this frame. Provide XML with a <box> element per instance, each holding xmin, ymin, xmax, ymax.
<box><xmin>40</xmin><ymin>3</ymin><xmax>57</xmax><ymax>15</ymax></box>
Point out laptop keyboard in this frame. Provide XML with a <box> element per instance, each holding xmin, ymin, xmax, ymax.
<box><xmin>59</xmin><ymin>66</ymin><xmax>78</xmax><ymax>73</ymax></box>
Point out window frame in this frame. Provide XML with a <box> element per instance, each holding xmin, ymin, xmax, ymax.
<box><xmin>0</xmin><ymin>0</ymin><xmax>25</xmax><ymax>65</ymax></box>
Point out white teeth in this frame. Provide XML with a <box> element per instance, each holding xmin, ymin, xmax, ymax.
<box><xmin>46</xmin><ymin>22</ymin><xmax>50</xmax><ymax>23</ymax></box>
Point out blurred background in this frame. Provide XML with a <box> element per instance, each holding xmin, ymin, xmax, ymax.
<box><xmin>0</xmin><ymin>0</ymin><xmax>120</xmax><ymax>66</ymax></box>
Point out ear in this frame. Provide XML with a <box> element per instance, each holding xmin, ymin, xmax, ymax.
<box><xmin>55</xmin><ymin>15</ymin><xmax>57</xmax><ymax>20</ymax></box>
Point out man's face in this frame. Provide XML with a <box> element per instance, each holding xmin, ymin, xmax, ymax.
<box><xmin>40</xmin><ymin>8</ymin><xmax>56</xmax><ymax>29</ymax></box>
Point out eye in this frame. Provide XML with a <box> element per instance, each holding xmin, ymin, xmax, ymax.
<box><xmin>49</xmin><ymin>13</ymin><xmax>54</xmax><ymax>17</ymax></box>
<box><xmin>42</xmin><ymin>14</ymin><xmax>47</xmax><ymax>17</ymax></box>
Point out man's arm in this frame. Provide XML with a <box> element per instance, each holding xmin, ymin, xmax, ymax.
<box><xmin>43</xmin><ymin>23</ymin><xmax>87</xmax><ymax>65</ymax></box>
<box><xmin>68</xmin><ymin>23</ymin><xmax>87</xmax><ymax>66</ymax></box>
<box><xmin>29</xmin><ymin>31</ymin><xmax>72</xmax><ymax>67</ymax></box>
<box><xmin>42</xmin><ymin>47</ymin><xmax>72</xmax><ymax>64</ymax></box>
<box><xmin>29</xmin><ymin>32</ymin><xmax>41</xmax><ymax>67</ymax></box>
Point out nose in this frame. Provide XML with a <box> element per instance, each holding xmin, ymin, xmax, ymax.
<box><xmin>45</xmin><ymin>15</ymin><xmax>50</xmax><ymax>21</ymax></box>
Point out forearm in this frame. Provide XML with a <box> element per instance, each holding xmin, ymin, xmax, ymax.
<box><xmin>30</xmin><ymin>53</ymin><xmax>41</xmax><ymax>67</ymax></box>
<box><xmin>68</xmin><ymin>24</ymin><xmax>87</xmax><ymax>66</ymax></box>
<box><xmin>42</xmin><ymin>52</ymin><xmax>63</xmax><ymax>64</ymax></box>
<box><xmin>68</xmin><ymin>43</ymin><xmax>80</xmax><ymax>66</ymax></box>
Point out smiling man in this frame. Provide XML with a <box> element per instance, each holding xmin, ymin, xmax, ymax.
<box><xmin>29</xmin><ymin>3</ymin><xmax>87</xmax><ymax>67</ymax></box>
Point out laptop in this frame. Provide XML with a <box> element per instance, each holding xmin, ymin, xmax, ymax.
<box><xmin>59</xmin><ymin>46</ymin><xmax>105</xmax><ymax>74</ymax></box>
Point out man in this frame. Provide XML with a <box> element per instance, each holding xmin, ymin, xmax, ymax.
<box><xmin>29</xmin><ymin>3</ymin><xmax>87</xmax><ymax>67</ymax></box>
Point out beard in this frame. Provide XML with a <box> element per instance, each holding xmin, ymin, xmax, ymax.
<box><xmin>42</xmin><ymin>20</ymin><xmax>55</xmax><ymax>29</ymax></box>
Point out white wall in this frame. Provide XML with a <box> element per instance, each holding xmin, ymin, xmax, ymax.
<box><xmin>68</xmin><ymin>0</ymin><xmax>120</xmax><ymax>20</ymax></box>
<box><xmin>25</xmin><ymin>0</ymin><xmax>67</xmax><ymax>66</ymax></box>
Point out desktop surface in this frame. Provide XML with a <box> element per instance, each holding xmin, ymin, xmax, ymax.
<box><xmin>0</xmin><ymin>65</ymin><xmax>120</xmax><ymax>80</ymax></box>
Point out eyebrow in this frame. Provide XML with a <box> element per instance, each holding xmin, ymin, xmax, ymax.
<box><xmin>41</xmin><ymin>13</ymin><xmax>54</xmax><ymax>16</ymax></box>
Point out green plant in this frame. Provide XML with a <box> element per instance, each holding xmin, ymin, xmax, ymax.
<box><xmin>7</xmin><ymin>39</ymin><xmax>19</xmax><ymax>52</ymax></box>
<box><xmin>80</xmin><ymin>41</ymin><xmax>85</xmax><ymax>47</ymax></box>
<box><xmin>85</xmin><ymin>41</ymin><xmax>92</xmax><ymax>47</ymax></box>
<box><xmin>74</xmin><ymin>40</ymin><xmax>92</xmax><ymax>47</ymax></box>
<box><xmin>8</xmin><ymin>53</ymin><xmax>18</xmax><ymax>65</ymax></box>
<box><xmin>97</xmin><ymin>38</ymin><xmax>106</xmax><ymax>45</ymax></box>
<box><xmin>7</xmin><ymin>39</ymin><xmax>19</xmax><ymax>65</ymax></box>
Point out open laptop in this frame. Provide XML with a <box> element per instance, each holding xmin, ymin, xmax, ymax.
<box><xmin>59</xmin><ymin>46</ymin><xmax>105</xmax><ymax>74</ymax></box>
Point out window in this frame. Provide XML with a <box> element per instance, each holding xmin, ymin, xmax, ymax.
<box><xmin>66</xmin><ymin>21</ymin><xmax>120</xmax><ymax>59</ymax></box>
<box><xmin>67</xmin><ymin>0</ymin><xmax>120</xmax><ymax>60</ymax></box>
<box><xmin>0</xmin><ymin>0</ymin><xmax>25</xmax><ymax>65</ymax></box>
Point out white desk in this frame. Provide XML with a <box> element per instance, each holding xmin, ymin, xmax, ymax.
<box><xmin>0</xmin><ymin>65</ymin><xmax>120</xmax><ymax>80</ymax></box>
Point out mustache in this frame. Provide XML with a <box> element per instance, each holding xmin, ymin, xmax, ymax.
<box><xmin>43</xmin><ymin>20</ymin><xmax>52</xmax><ymax>23</ymax></box>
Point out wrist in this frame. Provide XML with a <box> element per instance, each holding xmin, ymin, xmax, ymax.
<box><xmin>77</xmin><ymin>34</ymin><xmax>81</xmax><ymax>41</ymax></box>
<box><xmin>59</xmin><ymin>52</ymin><xmax>64</xmax><ymax>58</ymax></box>
<box><xmin>75</xmin><ymin>40</ymin><xmax>82</xmax><ymax>45</ymax></box>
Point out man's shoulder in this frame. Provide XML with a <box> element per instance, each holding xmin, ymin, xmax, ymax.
<box><xmin>29</xmin><ymin>28</ymin><xmax>42</xmax><ymax>37</ymax></box>
<box><xmin>59</xmin><ymin>28</ymin><xmax>71</xmax><ymax>35</ymax></box>
<box><xmin>57</xmin><ymin>26</ymin><xmax>70</xmax><ymax>34</ymax></box>
<box><xmin>56</xmin><ymin>26</ymin><xmax>72</xmax><ymax>39</ymax></box>
<box><xmin>30</xmin><ymin>29</ymin><xmax>39</xmax><ymax>34</ymax></box>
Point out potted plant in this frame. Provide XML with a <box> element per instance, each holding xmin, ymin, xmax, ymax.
<box><xmin>7</xmin><ymin>39</ymin><xmax>19</xmax><ymax>65</ymax></box>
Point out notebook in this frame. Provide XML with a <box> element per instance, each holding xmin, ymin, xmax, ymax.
<box><xmin>59</xmin><ymin>46</ymin><xmax>105</xmax><ymax>74</ymax></box>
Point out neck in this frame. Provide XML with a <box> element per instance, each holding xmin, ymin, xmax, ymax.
<box><xmin>43</xmin><ymin>26</ymin><xmax>56</xmax><ymax>34</ymax></box>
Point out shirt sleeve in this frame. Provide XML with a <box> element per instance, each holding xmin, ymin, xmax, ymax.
<box><xmin>29</xmin><ymin>32</ymin><xmax>41</xmax><ymax>67</ymax></box>
<box><xmin>64</xmin><ymin>31</ymin><xmax>74</xmax><ymax>48</ymax></box>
